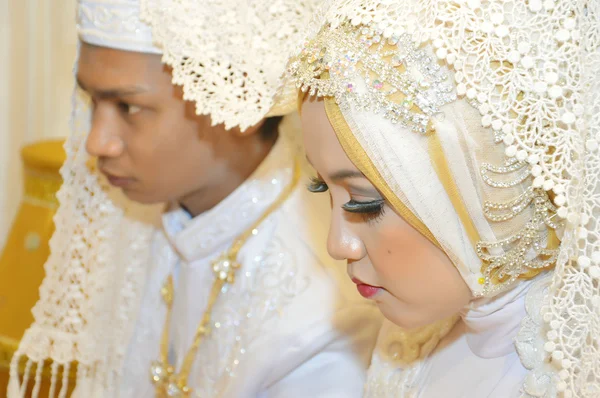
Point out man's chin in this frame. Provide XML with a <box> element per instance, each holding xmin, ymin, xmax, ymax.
<box><xmin>120</xmin><ymin>188</ymin><xmax>164</xmax><ymax>205</ymax></box>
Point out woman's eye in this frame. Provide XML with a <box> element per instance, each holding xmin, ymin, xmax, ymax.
<box><xmin>117</xmin><ymin>102</ymin><xmax>142</xmax><ymax>115</ymax></box>
<box><xmin>307</xmin><ymin>177</ymin><xmax>329</xmax><ymax>193</ymax></box>
<box><xmin>342</xmin><ymin>199</ymin><xmax>386</xmax><ymax>224</ymax></box>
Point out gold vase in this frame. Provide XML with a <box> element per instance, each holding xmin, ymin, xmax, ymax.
<box><xmin>0</xmin><ymin>140</ymin><xmax>70</xmax><ymax>396</ymax></box>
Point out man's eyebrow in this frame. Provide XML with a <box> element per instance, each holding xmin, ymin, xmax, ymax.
<box><xmin>76</xmin><ymin>77</ymin><xmax>149</xmax><ymax>99</ymax></box>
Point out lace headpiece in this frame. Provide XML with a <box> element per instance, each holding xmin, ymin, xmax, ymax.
<box><xmin>290</xmin><ymin>0</ymin><xmax>599</xmax><ymax>396</ymax></box>
<box><xmin>140</xmin><ymin>0</ymin><xmax>320</xmax><ymax>131</ymax></box>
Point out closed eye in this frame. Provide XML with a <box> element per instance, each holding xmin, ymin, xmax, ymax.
<box><xmin>342</xmin><ymin>199</ymin><xmax>386</xmax><ymax>224</ymax></box>
<box><xmin>307</xmin><ymin>177</ymin><xmax>328</xmax><ymax>193</ymax></box>
<box><xmin>117</xmin><ymin>101</ymin><xmax>142</xmax><ymax>115</ymax></box>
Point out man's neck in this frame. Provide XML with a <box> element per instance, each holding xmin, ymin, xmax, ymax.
<box><xmin>179</xmin><ymin>137</ymin><xmax>277</xmax><ymax>217</ymax></box>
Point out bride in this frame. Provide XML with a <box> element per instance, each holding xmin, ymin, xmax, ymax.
<box><xmin>290</xmin><ymin>0</ymin><xmax>600</xmax><ymax>396</ymax></box>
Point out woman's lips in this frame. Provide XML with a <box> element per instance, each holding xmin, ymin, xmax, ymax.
<box><xmin>351</xmin><ymin>278</ymin><xmax>382</xmax><ymax>299</ymax></box>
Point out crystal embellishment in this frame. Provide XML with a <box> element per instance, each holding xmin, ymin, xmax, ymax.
<box><xmin>476</xmin><ymin>158</ymin><xmax>559</xmax><ymax>296</ymax></box>
<box><xmin>212</xmin><ymin>254</ymin><xmax>241</xmax><ymax>283</ymax></box>
<box><xmin>290</xmin><ymin>22</ymin><xmax>456</xmax><ymax>134</ymax></box>
<box><xmin>150</xmin><ymin>361</ymin><xmax>169</xmax><ymax>383</ymax></box>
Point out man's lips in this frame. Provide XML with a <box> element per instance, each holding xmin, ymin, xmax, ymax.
<box><xmin>101</xmin><ymin>169</ymin><xmax>135</xmax><ymax>188</ymax></box>
<box><xmin>351</xmin><ymin>277</ymin><xmax>382</xmax><ymax>299</ymax></box>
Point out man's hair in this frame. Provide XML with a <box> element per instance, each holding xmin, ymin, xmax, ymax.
<box><xmin>260</xmin><ymin>116</ymin><xmax>283</xmax><ymax>141</ymax></box>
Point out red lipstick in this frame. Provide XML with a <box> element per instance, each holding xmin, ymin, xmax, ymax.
<box><xmin>351</xmin><ymin>278</ymin><xmax>381</xmax><ymax>299</ymax></box>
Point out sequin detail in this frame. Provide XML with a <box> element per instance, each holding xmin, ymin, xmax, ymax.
<box><xmin>290</xmin><ymin>23</ymin><xmax>456</xmax><ymax>134</ymax></box>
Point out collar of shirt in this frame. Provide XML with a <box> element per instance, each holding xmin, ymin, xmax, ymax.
<box><xmin>161</xmin><ymin>135</ymin><xmax>294</xmax><ymax>264</ymax></box>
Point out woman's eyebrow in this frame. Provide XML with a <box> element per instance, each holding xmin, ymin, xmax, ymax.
<box><xmin>329</xmin><ymin>170</ymin><xmax>364</xmax><ymax>182</ymax></box>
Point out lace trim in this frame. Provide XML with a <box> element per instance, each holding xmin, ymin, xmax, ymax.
<box><xmin>140</xmin><ymin>0</ymin><xmax>320</xmax><ymax>131</ymax></box>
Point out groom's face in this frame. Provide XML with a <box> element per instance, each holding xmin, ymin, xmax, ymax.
<box><xmin>77</xmin><ymin>42</ymin><xmax>262</xmax><ymax>209</ymax></box>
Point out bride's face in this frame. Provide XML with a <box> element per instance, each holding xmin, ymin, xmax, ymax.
<box><xmin>301</xmin><ymin>98</ymin><xmax>471</xmax><ymax>329</ymax></box>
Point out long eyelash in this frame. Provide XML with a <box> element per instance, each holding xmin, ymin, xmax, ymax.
<box><xmin>307</xmin><ymin>177</ymin><xmax>329</xmax><ymax>193</ymax></box>
<box><xmin>342</xmin><ymin>199</ymin><xmax>386</xmax><ymax>224</ymax></box>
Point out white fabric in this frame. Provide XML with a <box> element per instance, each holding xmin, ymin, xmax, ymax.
<box><xmin>77</xmin><ymin>0</ymin><xmax>162</xmax><ymax>54</ymax></box>
<box><xmin>115</xmin><ymin>133</ymin><xmax>381</xmax><ymax>397</ymax></box>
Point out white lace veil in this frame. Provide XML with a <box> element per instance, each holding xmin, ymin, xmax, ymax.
<box><xmin>290</xmin><ymin>0</ymin><xmax>600</xmax><ymax>396</ymax></box>
<box><xmin>8</xmin><ymin>0</ymin><xmax>319</xmax><ymax>396</ymax></box>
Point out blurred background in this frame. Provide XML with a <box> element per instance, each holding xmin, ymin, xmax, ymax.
<box><xmin>0</xmin><ymin>0</ymin><xmax>76</xmax><ymax>248</ymax></box>
<box><xmin>1</xmin><ymin>3</ymin><xmax>78</xmax><ymax>392</ymax></box>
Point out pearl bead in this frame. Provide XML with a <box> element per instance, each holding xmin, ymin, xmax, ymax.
<box><xmin>508</xmin><ymin>50</ymin><xmax>521</xmax><ymax>63</ymax></box>
<box><xmin>543</xmin><ymin>179</ymin><xmax>555</xmax><ymax>191</ymax></box>
<box><xmin>529</xmin><ymin>0</ymin><xmax>543</xmax><ymax>12</ymax></box>
<box><xmin>553</xmin><ymin>350</ymin><xmax>565</xmax><ymax>361</ymax></box>
<box><xmin>564</xmin><ymin>17</ymin><xmax>576</xmax><ymax>29</ymax></box>
<box><xmin>578</xmin><ymin>255</ymin><xmax>591</xmax><ymax>268</ymax></box>
<box><xmin>534</xmin><ymin>81</ymin><xmax>548</xmax><ymax>93</ymax></box>
<box><xmin>521</xmin><ymin>56</ymin><xmax>534</xmax><ymax>69</ymax></box>
<box><xmin>555</xmin><ymin>29</ymin><xmax>570</xmax><ymax>42</ymax></box>
<box><xmin>561</xmin><ymin>112</ymin><xmax>576</xmax><ymax>124</ymax></box>
<box><xmin>491</xmin><ymin>13</ymin><xmax>504</xmax><ymax>25</ymax></box>
<box><xmin>518</xmin><ymin>42</ymin><xmax>531</xmax><ymax>54</ymax></box>
<box><xmin>482</xmin><ymin>115</ymin><xmax>492</xmax><ymax>127</ymax></box>
<box><xmin>553</xmin><ymin>184</ymin><xmax>565</xmax><ymax>194</ymax></box>
<box><xmin>557</xmin><ymin>206</ymin><xmax>568</xmax><ymax>219</ymax></box>
<box><xmin>495</xmin><ymin>25</ymin><xmax>509</xmax><ymax>37</ymax></box>
<box><xmin>467</xmin><ymin>0</ymin><xmax>481</xmax><ymax>9</ymax></box>
<box><xmin>544</xmin><ymin>341</ymin><xmax>556</xmax><ymax>352</ymax></box>
<box><xmin>435</xmin><ymin>47</ymin><xmax>447</xmax><ymax>59</ymax></box>
<box><xmin>505</xmin><ymin>145</ymin><xmax>518</xmax><ymax>157</ymax></box>
<box><xmin>589</xmin><ymin>266</ymin><xmax>600</xmax><ymax>279</ymax></box>
<box><xmin>586</xmin><ymin>139</ymin><xmax>599</xmax><ymax>151</ymax></box>
<box><xmin>544</xmin><ymin>72</ymin><xmax>559</xmax><ymax>84</ymax></box>
<box><xmin>528</xmin><ymin>154</ymin><xmax>540</xmax><ymax>165</ymax></box>
<box><xmin>548</xmin><ymin>85</ymin><xmax>563</xmax><ymax>98</ymax></box>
